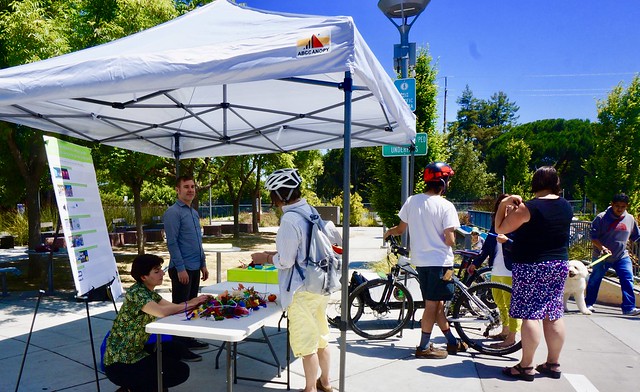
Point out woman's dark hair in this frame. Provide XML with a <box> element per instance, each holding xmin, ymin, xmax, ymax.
<box><xmin>131</xmin><ymin>254</ymin><xmax>164</xmax><ymax>283</ymax></box>
<box><xmin>490</xmin><ymin>193</ymin><xmax>510</xmax><ymax>226</ymax></box>
<box><xmin>531</xmin><ymin>166</ymin><xmax>561</xmax><ymax>195</ymax></box>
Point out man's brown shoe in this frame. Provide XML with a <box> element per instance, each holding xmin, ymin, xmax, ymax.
<box><xmin>415</xmin><ymin>344</ymin><xmax>448</xmax><ymax>359</ymax></box>
<box><xmin>447</xmin><ymin>339</ymin><xmax>468</xmax><ymax>355</ymax></box>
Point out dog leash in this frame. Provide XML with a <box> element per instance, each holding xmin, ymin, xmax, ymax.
<box><xmin>586</xmin><ymin>253</ymin><xmax>610</xmax><ymax>268</ymax></box>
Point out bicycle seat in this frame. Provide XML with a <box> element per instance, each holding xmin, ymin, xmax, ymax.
<box><xmin>454</xmin><ymin>249</ymin><xmax>480</xmax><ymax>258</ymax></box>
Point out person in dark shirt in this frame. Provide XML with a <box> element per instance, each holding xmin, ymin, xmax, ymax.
<box><xmin>495</xmin><ymin>166</ymin><xmax>573</xmax><ymax>382</ymax></box>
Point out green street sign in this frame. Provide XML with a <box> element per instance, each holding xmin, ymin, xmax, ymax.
<box><xmin>382</xmin><ymin>133</ymin><xmax>427</xmax><ymax>157</ymax></box>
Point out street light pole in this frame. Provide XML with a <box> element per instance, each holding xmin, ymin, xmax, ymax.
<box><xmin>378</xmin><ymin>0</ymin><xmax>430</xmax><ymax>246</ymax></box>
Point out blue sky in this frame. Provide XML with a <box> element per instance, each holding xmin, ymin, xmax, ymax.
<box><xmin>246</xmin><ymin>0</ymin><xmax>639</xmax><ymax>130</ymax></box>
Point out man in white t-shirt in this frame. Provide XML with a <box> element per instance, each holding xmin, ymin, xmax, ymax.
<box><xmin>384</xmin><ymin>162</ymin><xmax>464</xmax><ymax>359</ymax></box>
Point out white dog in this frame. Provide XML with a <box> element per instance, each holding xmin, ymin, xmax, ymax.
<box><xmin>563</xmin><ymin>260</ymin><xmax>591</xmax><ymax>315</ymax></box>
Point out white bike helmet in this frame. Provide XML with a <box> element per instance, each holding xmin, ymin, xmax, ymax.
<box><xmin>265</xmin><ymin>168</ymin><xmax>303</xmax><ymax>202</ymax></box>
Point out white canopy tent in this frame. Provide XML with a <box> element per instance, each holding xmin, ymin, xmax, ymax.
<box><xmin>0</xmin><ymin>0</ymin><xmax>415</xmax><ymax>158</ymax></box>
<box><xmin>0</xmin><ymin>1</ymin><xmax>416</xmax><ymax>390</ymax></box>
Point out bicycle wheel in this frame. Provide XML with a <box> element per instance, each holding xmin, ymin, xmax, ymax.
<box><xmin>348</xmin><ymin>278</ymin><xmax>414</xmax><ymax>340</ymax></box>
<box><xmin>450</xmin><ymin>282</ymin><xmax>521</xmax><ymax>356</ymax></box>
<box><xmin>327</xmin><ymin>292</ymin><xmax>342</xmax><ymax>328</ymax></box>
<box><xmin>328</xmin><ymin>292</ymin><xmax>364</xmax><ymax>327</ymax></box>
<box><xmin>462</xmin><ymin>266</ymin><xmax>492</xmax><ymax>286</ymax></box>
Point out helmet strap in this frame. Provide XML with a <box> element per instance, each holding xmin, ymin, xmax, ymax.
<box><xmin>275</xmin><ymin>188</ymin><xmax>295</xmax><ymax>204</ymax></box>
<box><xmin>440</xmin><ymin>178</ymin><xmax>449</xmax><ymax>195</ymax></box>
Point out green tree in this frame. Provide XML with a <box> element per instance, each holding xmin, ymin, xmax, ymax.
<box><xmin>504</xmin><ymin>139</ymin><xmax>533</xmax><ymax>197</ymax></box>
<box><xmin>93</xmin><ymin>146</ymin><xmax>166</xmax><ymax>254</ymax></box>
<box><xmin>0</xmin><ymin>0</ymin><xmax>178</xmax><ymax>274</ymax></box>
<box><xmin>586</xmin><ymin>75</ymin><xmax>640</xmax><ymax>210</ymax></box>
<box><xmin>486</xmin><ymin>119</ymin><xmax>595</xmax><ymax>200</ymax></box>
<box><xmin>0</xmin><ymin>0</ymin><xmax>74</xmax><ymax>272</ymax></box>
<box><xmin>369</xmin><ymin>48</ymin><xmax>440</xmax><ymax>228</ymax></box>
<box><xmin>316</xmin><ymin>147</ymin><xmax>377</xmax><ymax>202</ymax></box>
<box><xmin>446</xmin><ymin>136</ymin><xmax>495</xmax><ymax>201</ymax></box>
<box><xmin>453</xmin><ymin>85</ymin><xmax>480</xmax><ymax>142</ymax></box>
<box><xmin>449</xmin><ymin>86</ymin><xmax>519</xmax><ymax>159</ymax></box>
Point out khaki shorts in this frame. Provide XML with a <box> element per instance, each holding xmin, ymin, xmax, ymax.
<box><xmin>287</xmin><ymin>290</ymin><xmax>330</xmax><ymax>357</ymax></box>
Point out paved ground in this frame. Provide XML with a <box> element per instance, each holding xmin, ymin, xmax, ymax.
<box><xmin>1</xmin><ymin>227</ymin><xmax>639</xmax><ymax>392</ymax></box>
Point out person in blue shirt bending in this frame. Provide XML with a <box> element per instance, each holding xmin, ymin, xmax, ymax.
<box><xmin>586</xmin><ymin>193</ymin><xmax>640</xmax><ymax>316</ymax></box>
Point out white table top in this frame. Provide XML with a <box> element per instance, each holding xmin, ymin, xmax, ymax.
<box><xmin>202</xmin><ymin>243</ymin><xmax>242</xmax><ymax>252</ymax></box>
<box><xmin>145</xmin><ymin>301</ymin><xmax>282</xmax><ymax>342</ymax></box>
<box><xmin>147</xmin><ymin>281</ymin><xmax>282</xmax><ymax>342</ymax></box>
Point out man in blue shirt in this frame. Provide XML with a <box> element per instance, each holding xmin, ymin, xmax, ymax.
<box><xmin>586</xmin><ymin>193</ymin><xmax>640</xmax><ymax>316</ymax></box>
<box><xmin>164</xmin><ymin>175</ymin><xmax>210</xmax><ymax>353</ymax></box>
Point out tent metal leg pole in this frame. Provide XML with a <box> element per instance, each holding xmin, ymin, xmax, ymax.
<box><xmin>338</xmin><ymin>71</ymin><xmax>353</xmax><ymax>392</ymax></box>
<box><xmin>174</xmin><ymin>133</ymin><xmax>181</xmax><ymax>177</ymax></box>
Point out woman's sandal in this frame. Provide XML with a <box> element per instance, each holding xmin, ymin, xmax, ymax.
<box><xmin>316</xmin><ymin>377</ymin><xmax>333</xmax><ymax>392</ymax></box>
<box><xmin>502</xmin><ymin>363</ymin><xmax>535</xmax><ymax>382</ymax></box>
<box><xmin>536</xmin><ymin>362</ymin><xmax>562</xmax><ymax>379</ymax></box>
<box><xmin>489</xmin><ymin>333</ymin><xmax>508</xmax><ymax>341</ymax></box>
<box><xmin>489</xmin><ymin>340</ymin><xmax>516</xmax><ymax>349</ymax></box>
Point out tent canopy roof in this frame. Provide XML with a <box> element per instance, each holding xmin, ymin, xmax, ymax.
<box><xmin>0</xmin><ymin>0</ymin><xmax>416</xmax><ymax>159</ymax></box>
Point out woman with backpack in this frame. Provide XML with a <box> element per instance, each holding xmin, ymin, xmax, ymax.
<box><xmin>251</xmin><ymin>168</ymin><xmax>341</xmax><ymax>392</ymax></box>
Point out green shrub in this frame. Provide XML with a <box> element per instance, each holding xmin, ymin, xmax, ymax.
<box><xmin>237</xmin><ymin>211</ymin><xmax>280</xmax><ymax>227</ymax></box>
<box><xmin>330</xmin><ymin>191</ymin><xmax>367</xmax><ymax>226</ymax></box>
<box><xmin>0</xmin><ymin>209</ymin><xmax>28</xmax><ymax>245</ymax></box>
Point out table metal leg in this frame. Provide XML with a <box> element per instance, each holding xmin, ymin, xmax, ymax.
<box><xmin>156</xmin><ymin>334</ymin><xmax>163</xmax><ymax>392</ymax></box>
<box><xmin>260</xmin><ymin>326</ymin><xmax>281</xmax><ymax>376</ymax></box>
<box><xmin>226</xmin><ymin>341</ymin><xmax>233</xmax><ymax>392</ymax></box>
<box><xmin>217</xmin><ymin>252</ymin><xmax>222</xmax><ymax>283</ymax></box>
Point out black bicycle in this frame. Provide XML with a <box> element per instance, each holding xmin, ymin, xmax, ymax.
<box><xmin>454</xmin><ymin>249</ymin><xmax>493</xmax><ymax>286</ymax></box>
<box><xmin>335</xmin><ymin>237</ymin><xmax>521</xmax><ymax>356</ymax></box>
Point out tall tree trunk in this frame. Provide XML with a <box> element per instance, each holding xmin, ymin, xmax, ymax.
<box><xmin>252</xmin><ymin>160</ymin><xmax>262</xmax><ymax>233</ymax></box>
<box><xmin>5</xmin><ymin>128</ymin><xmax>47</xmax><ymax>279</ymax></box>
<box><xmin>25</xmin><ymin>180</ymin><xmax>45</xmax><ymax>280</ymax></box>
<box><xmin>132</xmin><ymin>181</ymin><xmax>145</xmax><ymax>255</ymax></box>
<box><xmin>232</xmin><ymin>198</ymin><xmax>240</xmax><ymax>239</ymax></box>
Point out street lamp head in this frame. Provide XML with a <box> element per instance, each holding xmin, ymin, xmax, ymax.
<box><xmin>378</xmin><ymin>0</ymin><xmax>431</xmax><ymax>18</ymax></box>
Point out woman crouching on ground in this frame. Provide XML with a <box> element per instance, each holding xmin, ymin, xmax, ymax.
<box><xmin>104</xmin><ymin>254</ymin><xmax>209</xmax><ymax>392</ymax></box>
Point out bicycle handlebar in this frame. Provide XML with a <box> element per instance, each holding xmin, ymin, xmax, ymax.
<box><xmin>386</xmin><ymin>236</ymin><xmax>409</xmax><ymax>257</ymax></box>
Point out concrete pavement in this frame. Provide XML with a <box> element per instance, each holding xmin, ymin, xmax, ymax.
<box><xmin>1</xmin><ymin>226</ymin><xmax>639</xmax><ymax>391</ymax></box>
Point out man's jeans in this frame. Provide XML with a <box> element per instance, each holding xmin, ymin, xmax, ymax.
<box><xmin>585</xmin><ymin>255</ymin><xmax>636</xmax><ymax>312</ymax></box>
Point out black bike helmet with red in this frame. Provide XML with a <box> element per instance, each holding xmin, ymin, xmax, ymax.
<box><xmin>423</xmin><ymin>161</ymin><xmax>454</xmax><ymax>182</ymax></box>
<box><xmin>423</xmin><ymin>162</ymin><xmax>454</xmax><ymax>194</ymax></box>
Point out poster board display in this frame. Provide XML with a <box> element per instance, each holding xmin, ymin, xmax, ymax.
<box><xmin>44</xmin><ymin>136</ymin><xmax>123</xmax><ymax>298</ymax></box>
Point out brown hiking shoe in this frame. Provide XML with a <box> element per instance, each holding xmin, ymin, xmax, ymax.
<box><xmin>447</xmin><ymin>339</ymin><xmax>468</xmax><ymax>354</ymax></box>
<box><xmin>415</xmin><ymin>344</ymin><xmax>448</xmax><ymax>359</ymax></box>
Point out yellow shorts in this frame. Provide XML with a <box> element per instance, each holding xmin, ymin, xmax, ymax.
<box><xmin>287</xmin><ymin>290</ymin><xmax>330</xmax><ymax>357</ymax></box>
